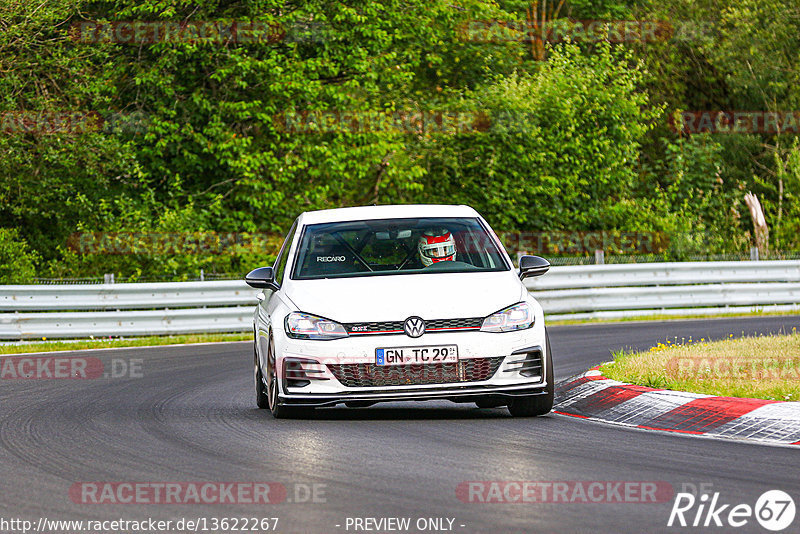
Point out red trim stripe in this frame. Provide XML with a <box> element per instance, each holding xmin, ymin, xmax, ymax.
<box><xmin>349</xmin><ymin>329</ymin><xmax>404</xmax><ymax>334</ymax></box>
<box><xmin>349</xmin><ymin>327</ymin><xmax>480</xmax><ymax>335</ymax></box>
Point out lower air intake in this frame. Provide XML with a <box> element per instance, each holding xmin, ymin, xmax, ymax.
<box><xmin>327</xmin><ymin>357</ymin><xmax>504</xmax><ymax>388</ymax></box>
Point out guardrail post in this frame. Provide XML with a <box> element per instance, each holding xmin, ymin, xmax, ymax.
<box><xmin>103</xmin><ymin>273</ymin><xmax>115</xmax><ymax>284</ymax></box>
<box><xmin>750</xmin><ymin>247</ymin><xmax>759</xmax><ymax>261</ymax></box>
<box><xmin>594</xmin><ymin>249</ymin><xmax>605</xmax><ymax>265</ymax></box>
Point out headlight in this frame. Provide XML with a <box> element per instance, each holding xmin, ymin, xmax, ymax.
<box><xmin>481</xmin><ymin>302</ymin><xmax>534</xmax><ymax>332</ymax></box>
<box><xmin>285</xmin><ymin>312</ymin><xmax>348</xmax><ymax>340</ymax></box>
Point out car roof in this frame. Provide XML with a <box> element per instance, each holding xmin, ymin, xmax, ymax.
<box><xmin>297</xmin><ymin>204</ymin><xmax>481</xmax><ymax>225</ymax></box>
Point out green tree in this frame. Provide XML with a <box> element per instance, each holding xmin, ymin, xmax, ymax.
<box><xmin>410</xmin><ymin>42</ymin><xmax>662</xmax><ymax>232</ymax></box>
<box><xmin>0</xmin><ymin>228</ymin><xmax>39</xmax><ymax>283</ymax></box>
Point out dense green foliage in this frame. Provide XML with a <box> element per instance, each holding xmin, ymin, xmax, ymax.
<box><xmin>0</xmin><ymin>228</ymin><xmax>38</xmax><ymax>283</ymax></box>
<box><xmin>1</xmin><ymin>0</ymin><xmax>799</xmax><ymax>280</ymax></box>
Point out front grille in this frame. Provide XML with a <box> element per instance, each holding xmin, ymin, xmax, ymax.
<box><xmin>327</xmin><ymin>357</ymin><xmax>504</xmax><ymax>387</ymax></box>
<box><xmin>344</xmin><ymin>321</ymin><xmax>404</xmax><ymax>334</ymax></box>
<box><xmin>427</xmin><ymin>317</ymin><xmax>483</xmax><ymax>330</ymax></box>
<box><xmin>344</xmin><ymin>317</ymin><xmax>483</xmax><ymax>335</ymax></box>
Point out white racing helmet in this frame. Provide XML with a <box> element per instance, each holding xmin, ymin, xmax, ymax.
<box><xmin>418</xmin><ymin>228</ymin><xmax>457</xmax><ymax>267</ymax></box>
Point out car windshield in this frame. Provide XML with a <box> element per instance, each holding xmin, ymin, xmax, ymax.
<box><xmin>292</xmin><ymin>217</ymin><xmax>509</xmax><ymax>279</ymax></box>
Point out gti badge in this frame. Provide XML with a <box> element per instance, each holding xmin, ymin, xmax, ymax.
<box><xmin>404</xmin><ymin>316</ymin><xmax>426</xmax><ymax>338</ymax></box>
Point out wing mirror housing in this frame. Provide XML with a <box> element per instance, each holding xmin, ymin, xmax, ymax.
<box><xmin>519</xmin><ymin>255</ymin><xmax>550</xmax><ymax>279</ymax></box>
<box><xmin>245</xmin><ymin>267</ymin><xmax>279</xmax><ymax>291</ymax></box>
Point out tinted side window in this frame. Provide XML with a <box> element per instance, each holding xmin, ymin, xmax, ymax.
<box><xmin>274</xmin><ymin>220</ymin><xmax>298</xmax><ymax>286</ymax></box>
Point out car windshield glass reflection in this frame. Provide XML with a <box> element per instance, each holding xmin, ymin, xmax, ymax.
<box><xmin>292</xmin><ymin>217</ymin><xmax>508</xmax><ymax>279</ymax></box>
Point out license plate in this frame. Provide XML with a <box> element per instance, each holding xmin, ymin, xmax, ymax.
<box><xmin>376</xmin><ymin>345</ymin><xmax>458</xmax><ymax>366</ymax></box>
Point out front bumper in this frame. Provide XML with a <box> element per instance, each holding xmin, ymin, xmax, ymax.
<box><xmin>281</xmin><ymin>382</ymin><xmax>550</xmax><ymax>407</ymax></box>
<box><xmin>274</xmin><ymin>327</ymin><xmax>549</xmax><ymax>407</ymax></box>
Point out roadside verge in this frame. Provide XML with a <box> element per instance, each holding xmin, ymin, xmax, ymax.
<box><xmin>554</xmin><ymin>367</ymin><xmax>800</xmax><ymax>446</ymax></box>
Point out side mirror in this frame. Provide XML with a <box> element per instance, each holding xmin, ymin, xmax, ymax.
<box><xmin>519</xmin><ymin>255</ymin><xmax>550</xmax><ymax>279</ymax></box>
<box><xmin>245</xmin><ymin>267</ymin><xmax>279</xmax><ymax>290</ymax></box>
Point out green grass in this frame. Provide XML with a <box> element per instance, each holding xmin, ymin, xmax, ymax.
<box><xmin>600</xmin><ymin>329</ymin><xmax>800</xmax><ymax>401</ymax></box>
<box><xmin>0</xmin><ymin>333</ymin><xmax>250</xmax><ymax>355</ymax></box>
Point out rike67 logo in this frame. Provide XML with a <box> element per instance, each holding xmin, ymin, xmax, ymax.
<box><xmin>668</xmin><ymin>490</ymin><xmax>796</xmax><ymax>531</ymax></box>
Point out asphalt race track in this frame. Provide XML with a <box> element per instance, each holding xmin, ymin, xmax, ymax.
<box><xmin>1</xmin><ymin>316</ymin><xmax>798</xmax><ymax>534</ymax></box>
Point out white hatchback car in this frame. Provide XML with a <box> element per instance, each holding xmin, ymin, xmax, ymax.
<box><xmin>246</xmin><ymin>204</ymin><xmax>553</xmax><ymax>418</ymax></box>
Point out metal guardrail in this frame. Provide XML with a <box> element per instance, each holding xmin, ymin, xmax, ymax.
<box><xmin>1</xmin><ymin>261</ymin><xmax>799</xmax><ymax>339</ymax></box>
<box><xmin>525</xmin><ymin>261</ymin><xmax>800</xmax><ymax>320</ymax></box>
<box><xmin>523</xmin><ymin>261</ymin><xmax>800</xmax><ymax>289</ymax></box>
<box><xmin>0</xmin><ymin>307</ymin><xmax>254</xmax><ymax>339</ymax></box>
<box><xmin>0</xmin><ymin>281</ymin><xmax>254</xmax><ymax>311</ymax></box>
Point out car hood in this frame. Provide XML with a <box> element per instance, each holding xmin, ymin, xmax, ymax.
<box><xmin>284</xmin><ymin>271</ymin><xmax>525</xmax><ymax>322</ymax></box>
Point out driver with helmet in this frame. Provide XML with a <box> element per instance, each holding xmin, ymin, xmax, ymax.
<box><xmin>417</xmin><ymin>228</ymin><xmax>457</xmax><ymax>266</ymax></box>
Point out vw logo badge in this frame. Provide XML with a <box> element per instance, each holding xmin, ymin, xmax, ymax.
<box><xmin>404</xmin><ymin>316</ymin><xmax>426</xmax><ymax>338</ymax></box>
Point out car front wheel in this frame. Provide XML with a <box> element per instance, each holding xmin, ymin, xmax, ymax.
<box><xmin>254</xmin><ymin>343</ymin><xmax>270</xmax><ymax>409</ymax></box>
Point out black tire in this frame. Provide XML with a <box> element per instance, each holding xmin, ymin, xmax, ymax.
<box><xmin>254</xmin><ymin>344</ymin><xmax>270</xmax><ymax>409</ymax></box>
<box><xmin>508</xmin><ymin>331</ymin><xmax>555</xmax><ymax>417</ymax></box>
<box><xmin>265</xmin><ymin>334</ymin><xmax>314</xmax><ymax>419</ymax></box>
<box><xmin>475</xmin><ymin>398</ymin><xmax>506</xmax><ymax>409</ymax></box>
